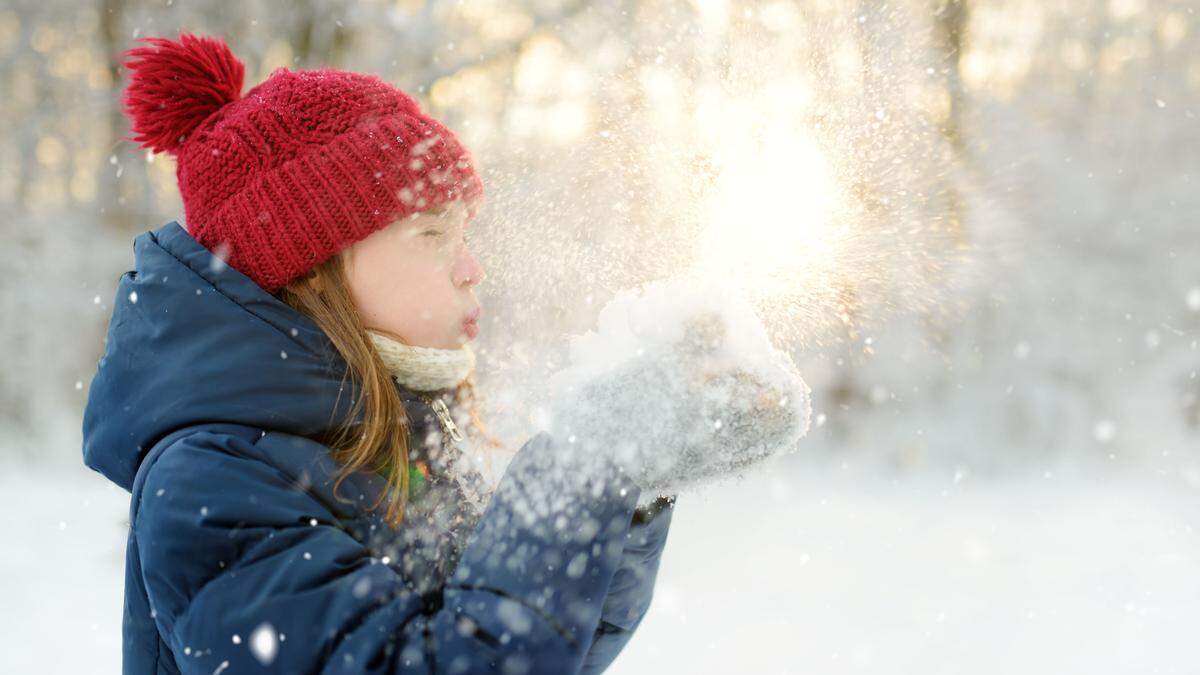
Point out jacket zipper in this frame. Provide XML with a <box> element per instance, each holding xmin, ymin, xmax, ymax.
<box><xmin>421</xmin><ymin>394</ymin><xmax>464</xmax><ymax>444</ymax></box>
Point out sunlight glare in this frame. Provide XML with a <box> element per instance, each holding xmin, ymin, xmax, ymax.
<box><xmin>696</xmin><ymin>123</ymin><xmax>843</xmax><ymax>306</ymax></box>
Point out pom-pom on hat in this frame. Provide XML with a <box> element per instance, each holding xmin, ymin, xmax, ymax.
<box><xmin>120</xmin><ymin>31</ymin><xmax>485</xmax><ymax>294</ymax></box>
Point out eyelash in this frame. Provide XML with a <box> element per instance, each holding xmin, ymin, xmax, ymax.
<box><xmin>421</xmin><ymin>229</ymin><xmax>468</xmax><ymax>246</ymax></box>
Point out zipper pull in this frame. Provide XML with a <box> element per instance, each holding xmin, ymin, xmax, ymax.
<box><xmin>429</xmin><ymin>397</ymin><xmax>465</xmax><ymax>443</ymax></box>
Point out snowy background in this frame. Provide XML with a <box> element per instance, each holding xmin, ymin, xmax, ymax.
<box><xmin>2</xmin><ymin>0</ymin><xmax>1198</xmax><ymax>672</ymax></box>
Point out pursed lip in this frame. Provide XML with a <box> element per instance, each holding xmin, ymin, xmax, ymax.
<box><xmin>462</xmin><ymin>306</ymin><xmax>482</xmax><ymax>339</ymax></box>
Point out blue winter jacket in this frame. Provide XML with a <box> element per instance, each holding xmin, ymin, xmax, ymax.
<box><xmin>81</xmin><ymin>221</ymin><xmax>673</xmax><ymax>674</ymax></box>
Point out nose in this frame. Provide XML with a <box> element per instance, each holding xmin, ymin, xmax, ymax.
<box><xmin>455</xmin><ymin>248</ymin><xmax>486</xmax><ymax>288</ymax></box>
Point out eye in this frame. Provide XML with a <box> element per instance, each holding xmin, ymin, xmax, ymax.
<box><xmin>421</xmin><ymin>229</ymin><xmax>444</xmax><ymax>238</ymax></box>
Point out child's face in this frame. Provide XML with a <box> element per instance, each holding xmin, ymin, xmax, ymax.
<box><xmin>343</xmin><ymin>199</ymin><xmax>486</xmax><ymax>349</ymax></box>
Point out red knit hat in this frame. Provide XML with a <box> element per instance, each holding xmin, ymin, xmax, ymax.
<box><xmin>120</xmin><ymin>32</ymin><xmax>485</xmax><ymax>294</ymax></box>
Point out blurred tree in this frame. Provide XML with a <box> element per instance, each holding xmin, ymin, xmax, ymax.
<box><xmin>97</xmin><ymin>0</ymin><xmax>147</xmax><ymax>235</ymax></box>
<box><xmin>933</xmin><ymin>0</ymin><xmax>968</xmax><ymax>153</ymax></box>
<box><xmin>287</xmin><ymin>0</ymin><xmax>353</xmax><ymax>68</ymax></box>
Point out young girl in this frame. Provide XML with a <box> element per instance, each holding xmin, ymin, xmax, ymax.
<box><xmin>83</xmin><ymin>32</ymin><xmax>810</xmax><ymax>675</ymax></box>
<box><xmin>82</xmin><ymin>32</ymin><xmax>675</xmax><ymax>674</ymax></box>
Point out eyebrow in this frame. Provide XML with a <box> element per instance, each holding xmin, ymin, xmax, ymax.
<box><xmin>398</xmin><ymin>201</ymin><xmax>465</xmax><ymax>232</ymax></box>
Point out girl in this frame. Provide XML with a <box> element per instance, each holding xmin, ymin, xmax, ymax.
<box><xmin>82</xmin><ymin>32</ymin><xmax>676</xmax><ymax>675</ymax></box>
<box><xmin>83</xmin><ymin>31</ymin><xmax>810</xmax><ymax>675</ymax></box>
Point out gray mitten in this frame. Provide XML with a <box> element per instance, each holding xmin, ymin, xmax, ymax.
<box><xmin>548</xmin><ymin>300</ymin><xmax>812</xmax><ymax>502</ymax></box>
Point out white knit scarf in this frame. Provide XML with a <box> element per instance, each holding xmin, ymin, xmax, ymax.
<box><xmin>366</xmin><ymin>330</ymin><xmax>476</xmax><ymax>392</ymax></box>
<box><xmin>366</xmin><ymin>329</ymin><xmax>495</xmax><ymax>516</ymax></box>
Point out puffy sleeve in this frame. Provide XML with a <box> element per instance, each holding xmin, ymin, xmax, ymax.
<box><xmin>134</xmin><ymin>429</ymin><xmax>647</xmax><ymax>674</ymax></box>
<box><xmin>580</xmin><ymin>498</ymin><xmax>675</xmax><ymax>674</ymax></box>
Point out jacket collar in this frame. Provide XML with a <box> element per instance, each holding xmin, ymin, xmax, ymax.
<box><xmin>82</xmin><ymin>221</ymin><xmax>439</xmax><ymax>491</ymax></box>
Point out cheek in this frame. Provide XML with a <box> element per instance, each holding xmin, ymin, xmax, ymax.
<box><xmin>393</xmin><ymin>257</ymin><xmax>452</xmax><ymax>298</ymax></box>
<box><xmin>353</xmin><ymin>255</ymin><xmax>457</xmax><ymax>334</ymax></box>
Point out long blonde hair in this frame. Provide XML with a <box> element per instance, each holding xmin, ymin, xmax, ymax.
<box><xmin>277</xmin><ymin>242</ymin><xmax>502</xmax><ymax>529</ymax></box>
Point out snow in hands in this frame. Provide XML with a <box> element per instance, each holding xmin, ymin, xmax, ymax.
<box><xmin>540</xmin><ymin>276</ymin><xmax>813</xmax><ymax>503</ymax></box>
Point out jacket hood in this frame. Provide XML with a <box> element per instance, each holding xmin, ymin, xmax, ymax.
<box><xmin>82</xmin><ymin>220</ymin><xmax>364</xmax><ymax>492</ymax></box>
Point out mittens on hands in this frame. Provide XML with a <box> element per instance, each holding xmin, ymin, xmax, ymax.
<box><xmin>545</xmin><ymin>279</ymin><xmax>812</xmax><ymax>499</ymax></box>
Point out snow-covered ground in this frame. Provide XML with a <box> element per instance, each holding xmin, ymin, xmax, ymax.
<box><xmin>0</xmin><ymin>458</ymin><xmax>128</xmax><ymax>674</ymax></box>
<box><xmin>614</xmin><ymin>459</ymin><xmax>1200</xmax><ymax>674</ymax></box>
<box><xmin>5</xmin><ymin>453</ymin><xmax>1197</xmax><ymax>674</ymax></box>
